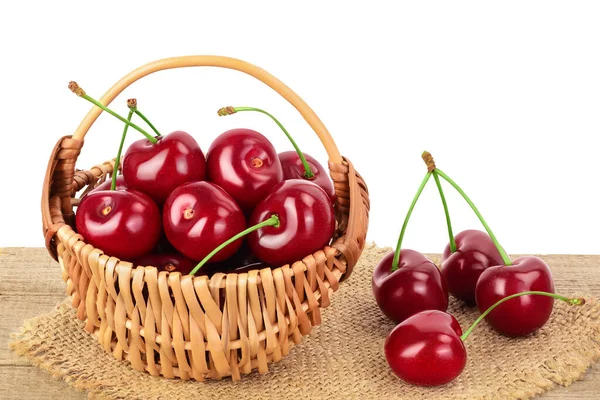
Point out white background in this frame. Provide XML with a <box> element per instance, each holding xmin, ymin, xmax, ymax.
<box><xmin>1</xmin><ymin>1</ymin><xmax>599</xmax><ymax>255</ymax></box>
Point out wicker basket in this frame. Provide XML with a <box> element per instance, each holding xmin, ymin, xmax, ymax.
<box><xmin>41</xmin><ymin>56</ymin><xmax>370</xmax><ymax>381</ymax></box>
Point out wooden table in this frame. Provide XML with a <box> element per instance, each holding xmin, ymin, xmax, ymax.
<box><xmin>1</xmin><ymin>248</ymin><xmax>599</xmax><ymax>399</ymax></box>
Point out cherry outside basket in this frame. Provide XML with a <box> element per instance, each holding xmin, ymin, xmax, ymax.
<box><xmin>41</xmin><ymin>55</ymin><xmax>370</xmax><ymax>381</ymax></box>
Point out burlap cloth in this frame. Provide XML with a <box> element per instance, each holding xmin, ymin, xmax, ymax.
<box><xmin>9</xmin><ymin>244</ymin><xmax>600</xmax><ymax>400</ymax></box>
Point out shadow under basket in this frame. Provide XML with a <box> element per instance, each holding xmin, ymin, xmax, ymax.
<box><xmin>40</xmin><ymin>56</ymin><xmax>370</xmax><ymax>381</ymax></box>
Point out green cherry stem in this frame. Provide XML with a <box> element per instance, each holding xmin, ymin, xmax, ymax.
<box><xmin>111</xmin><ymin>102</ymin><xmax>135</xmax><ymax>190</ymax></box>
<box><xmin>422</xmin><ymin>151</ymin><xmax>457</xmax><ymax>253</ymax></box>
<box><xmin>460</xmin><ymin>291</ymin><xmax>585</xmax><ymax>341</ymax></box>
<box><xmin>391</xmin><ymin>171</ymin><xmax>432</xmax><ymax>271</ymax></box>
<box><xmin>68</xmin><ymin>82</ymin><xmax>157</xmax><ymax>144</ymax></box>
<box><xmin>134</xmin><ymin>109</ymin><xmax>162</xmax><ymax>137</ymax></box>
<box><xmin>189</xmin><ymin>214</ymin><xmax>281</xmax><ymax>276</ymax></box>
<box><xmin>218</xmin><ymin>106</ymin><xmax>314</xmax><ymax>179</ymax></box>
<box><xmin>433</xmin><ymin>172</ymin><xmax>457</xmax><ymax>253</ymax></box>
<box><xmin>435</xmin><ymin>168</ymin><xmax>512</xmax><ymax>266</ymax></box>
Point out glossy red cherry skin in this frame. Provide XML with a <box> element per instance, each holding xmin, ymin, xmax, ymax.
<box><xmin>372</xmin><ymin>250</ymin><xmax>449</xmax><ymax>323</ymax></box>
<box><xmin>278</xmin><ymin>151</ymin><xmax>336</xmax><ymax>203</ymax></box>
<box><xmin>76</xmin><ymin>190</ymin><xmax>161</xmax><ymax>260</ymax></box>
<box><xmin>385</xmin><ymin>310</ymin><xmax>466</xmax><ymax>386</ymax></box>
<box><xmin>206</xmin><ymin>128</ymin><xmax>283</xmax><ymax>211</ymax></box>
<box><xmin>441</xmin><ymin>230</ymin><xmax>504</xmax><ymax>304</ymax></box>
<box><xmin>248</xmin><ymin>179</ymin><xmax>335</xmax><ymax>266</ymax></box>
<box><xmin>475</xmin><ymin>256</ymin><xmax>555</xmax><ymax>336</ymax></box>
<box><xmin>123</xmin><ymin>131</ymin><xmax>206</xmax><ymax>204</ymax></box>
<box><xmin>135</xmin><ymin>253</ymin><xmax>197</xmax><ymax>274</ymax></box>
<box><xmin>163</xmin><ymin>181</ymin><xmax>246</xmax><ymax>262</ymax></box>
<box><xmin>91</xmin><ymin>175</ymin><xmax>128</xmax><ymax>193</ymax></box>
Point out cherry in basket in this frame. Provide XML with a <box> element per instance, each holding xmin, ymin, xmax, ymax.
<box><xmin>119</xmin><ymin>99</ymin><xmax>206</xmax><ymax>205</ymax></box>
<box><xmin>76</xmin><ymin>190</ymin><xmax>161</xmax><ymax>260</ymax></box>
<box><xmin>248</xmin><ymin>179</ymin><xmax>335</xmax><ymax>266</ymax></box>
<box><xmin>218</xmin><ymin>106</ymin><xmax>335</xmax><ymax>202</ymax></box>
<box><xmin>372</xmin><ymin>164</ymin><xmax>448</xmax><ymax>323</ymax></box>
<box><xmin>135</xmin><ymin>252</ymin><xmax>197</xmax><ymax>275</ymax></box>
<box><xmin>206</xmin><ymin>127</ymin><xmax>283</xmax><ymax>212</ymax></box>
<box><xmin>87</xmin><ymin>99</ymin><xmax>160</xmax><ymax>195</ymax></box>
<box><xmin>123</xmin><ymin>130</ymin><xmax>206</xmax><ymax>205</ymax></box>
<box><xmin>385</xmin><ymin>292</ymin><xmax>585</xmax><ymax>386</ymax></box>
<box><xmin>163</xmin><ymin>181</ymin><xmax>246</xmax><ymax>262</ymax></box>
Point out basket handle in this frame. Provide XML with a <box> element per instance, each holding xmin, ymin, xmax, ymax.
<box><xmin>71</xmin><ymin>55</ymin><xmax>342</xmax><ymax>163</ymax></box>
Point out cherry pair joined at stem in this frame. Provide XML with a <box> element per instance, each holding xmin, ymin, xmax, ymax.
<box><xmin>70</xmin><ymin>82</ymin><xmax>207</xmax><ymax>205</ymax></box>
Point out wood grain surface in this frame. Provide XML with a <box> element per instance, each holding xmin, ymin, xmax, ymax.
<box><xmin>0</xmin><ymin>248</ymin><xmax>598</xmax><ymax>400</ymax></box>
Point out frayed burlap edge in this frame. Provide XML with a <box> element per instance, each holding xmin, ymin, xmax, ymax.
<box><xmin>10</xmin><ymin>304</ymin><xmax>113</xmax><ymax>400</ymax></box>
<box><xmin>9</xmin><ymin>244</ymin><xmax>600</xmax><ymax>400</ymax></box>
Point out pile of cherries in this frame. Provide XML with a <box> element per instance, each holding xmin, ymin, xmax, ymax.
<box><xmin>373</xmin><ymin>152</ymin><xmax>585</xmax><ymax>387</ymax></box>
<box><xmin>69</xmin><ymin>83</ymin><xmax>336</xmax><ymax>276</ymax></box>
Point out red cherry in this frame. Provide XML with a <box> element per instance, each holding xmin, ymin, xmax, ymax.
<box><xmin>76</xmin><ymin>190</ymin><xmax>161</xmax><ymax>260</ymax></box>
<box><xmin>385</xmin><ymin>310</ymin><xmax>466</xmax><ymax>386</ymax></box>
<box><xmin>216</xmin><ymin>107</ymin><xmax>334</xmax><ymax>204</ymax></box>
<box><xmin>475</xmin><ymin>256</ymin><xmax>555</xmax><ymax>336</ymax></box>
<box><xmin>91</xmin><ymin>175</ymin><xmax>128</xmax><ymax>193</ymax></box>
<box><xmin>135</xmin><ymin>253</ymin><xmax>197</xmax><ymax>275</ymax></box>
<box><xmin>384</xmin><ymin>291</ymin><xmax>584</xmax><ymax>387</ymax></box>
<box><xmin>278</xmin><ymin>151</ymin><xmax>336</xmax><ymax>202</ymax></box>
<box><xmin>372</xmin><ymin>250</ymin><xmax>449</xmax><ymax>323</ymax></box>
<box><xmin>441</xmin><ymin>230</ymin><xmax>504</xmax><ymax>304</ymax></box>
<box><xmin>206</xmin><ymin>128</ymin><xmax>283</xmax><ymax>211</ymax></box>
<box><xmin>163</xmin><ymin>181</ymin><xmax>246</xmax><ymax>262</ymax></box>
<box><xmin>247</xmin><ymin>180</ymin><xmax>335</xmax><ymax>266</ymax></box>
<box><xmin>123</xmin><ymin>131</ymin><xmax>206</xmax><ymax>204</ymax></box>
